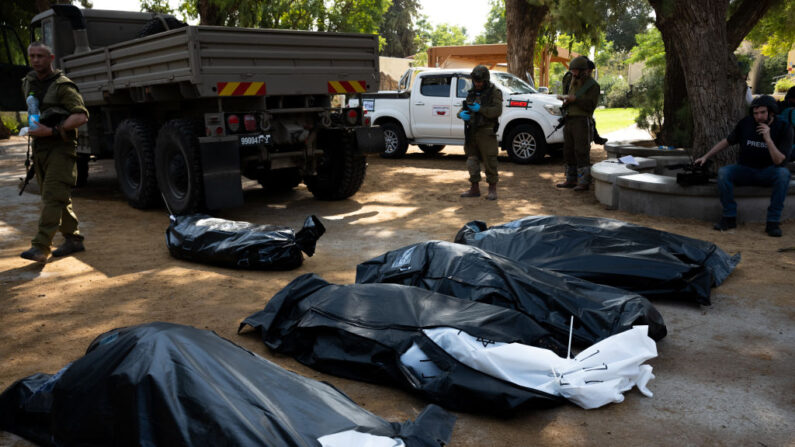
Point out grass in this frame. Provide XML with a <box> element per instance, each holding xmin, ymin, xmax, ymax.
<box><xmin>593</xmin><ymin>108</ymin><xmax>639</xmax><ymax>134</ymax></box>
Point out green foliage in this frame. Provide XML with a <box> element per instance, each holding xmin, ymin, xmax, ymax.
<box><xmin>776</xmin><ymin>77</ymin><xmax>795</xmax><ymax>93</ymax></box>
<box><xmin>756</xmin><ymin>53</ymin><xmax>788</xmax><ymax>94</ymax></box>
<box><xmin>1</xmin><ymin>113</ymin><xmax>21</xmax><ymax>134</ymax></box>
<box><xmin>602</xmin><ymin>75</ymin><xmax>632</xmax><ymax>108</ymax></box>
<box><xmin>474</xmin><ymin>0</ymin><xmax>505</xmax><ymax>44</ymax></box>
<box><xmin>593</xmin><ymin>108</ymin><xmax>640</xmax><ymax>134</ymax></box>
<box><xmin>604</xmin><ymin>0</ymin><xmax>651</xmax><ymax>52</ymax></box>
<box><xmin>411</xmin><ymin>17</ymin><xmax>467</xmax><ymax>66</ymax></box>
<box><xmin>628</xmin><ymin>27</ymin><xmax>664</xmax><ymax>69</ymax></box>
<box><xmin>429</xmin><ymin>23</ymin><xmax>468</xmax><ymax>47</ymax></box>
<box><xmin>632</xmin><ymin>67</ymin><xmax>664</xmax><ymax>138</ymax></box>
<box><xmin>380</xmin><ymin>0</ymin><xmax>421</xmax><ymax>57</ymax></box>
<box><xmin>0</xmin><ymin>0</ymin><xmax>37</xmax><ymax>65</ymax></box>
<box><xmin>745</xmin><ymin>1</ymin><xmax>795</xmax><ymax>57</ymax></box>
<box><xmin>139</xmin><ymin>0</ymin><xmax>175</xmax><ymax>15</ymax></box>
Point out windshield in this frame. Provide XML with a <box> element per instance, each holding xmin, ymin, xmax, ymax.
<box><xmin>491</xmin><ymin>72</ymin><xmax>537</xmax><ymax>94</ymax></box>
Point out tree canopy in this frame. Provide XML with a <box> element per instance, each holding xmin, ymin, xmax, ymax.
<box><xmin>474</xmin><ymin>0</ymin><xmax>506</xmax><ymax>44</ymax></box>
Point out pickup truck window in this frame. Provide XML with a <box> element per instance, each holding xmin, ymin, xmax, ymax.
<box><xmin>420</xmin><ymin>76</ymin><xmax>452</xmax><ymax>98</ymax></box>
<box><xmin>456</xmin><ymin>76</ymin><xmax>471</xmax><ymax>98</ymax></box>
<box><xmin>491</xmin><ymin>72</ymin><xmax>537</xmax><ymax>94</ymax></box>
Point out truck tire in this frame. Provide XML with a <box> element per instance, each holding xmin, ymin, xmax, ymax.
<box><xmin>306</xmin><ymin>145</ymin><xmax>367</xmax><ymax>200</ymax></box>
<box><xmin>114</xmin><ymin>119</ymin><xmax>160</xmax><ymax>208</ymax></box>
<box><xmin>258</xmin><ymin>168</ymin><xmax>302</xmax><ymax>192</ymax></box>
<box><xmin>418</xmin><ymin>144</ymin><xmax>445</xmax><ymax>155</ymax></box>
<box><xmin>380</xmin><ymin>121</ymin><xmax>409</xmax><ymax>158</ymax></box>
<box><xmin>76</xmin><ymin>154</ymin><xmax>90</xmax><ymax>187</ymax></box>
<box><xmin>155</xmin><ymin>119</ymin><xmax>204</xmax><ymax>214</ymax></box>
<box><xmin>505</xmin><ymin>123</ymin><xmax>546</xmax><ymax>164</ymax></box>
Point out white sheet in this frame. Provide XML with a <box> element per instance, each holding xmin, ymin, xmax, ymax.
<box><xmin>318</xmin><ymin>430</ymin><xmax>406</xmax><ymax>447</ymax></box>
<box><xmin>421</xmin><ymin>326</ymin><xmax>657</xmax><ymax>409</ymax></box>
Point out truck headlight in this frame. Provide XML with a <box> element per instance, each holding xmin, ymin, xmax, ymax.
<box><xmin>544</xmin><ymin>104</ymin><xmax>561</xmax><ymax>116</ymax></box>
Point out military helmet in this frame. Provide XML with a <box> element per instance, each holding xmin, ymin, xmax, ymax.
<box><xmin>749</xmin><ymin>95</ymin><xmax>778</xmax><ymax>116</ymax></box>
<box><xmin>569</xmin><ymin>56</ymin><xmax>589</xmax><ymax>71</ymax></box>
<box><xmin>471</xmin><ymin>65</ymin><xmax>490</xmax><ymax>82</ymax></box>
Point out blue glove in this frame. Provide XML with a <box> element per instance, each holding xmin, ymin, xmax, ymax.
<box><xmin>469</xmin><ymin>102</ymin><xmax>481</xmax><ymax>112</ymax></box>
<box><xmin>459</xmin><ymin>110</ymin><xmax>471</xmax><ymax>121</ymax></box>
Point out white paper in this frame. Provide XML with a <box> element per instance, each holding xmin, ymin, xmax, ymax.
<box><xmin>618</xmin><ymin>155</ymin><xmax>638</xmax><ymax>166</ymax></box>
<box><xmin>318</xmin><ymin>430</ymin><xmax>406</xmax><ymax>447</ymax></box>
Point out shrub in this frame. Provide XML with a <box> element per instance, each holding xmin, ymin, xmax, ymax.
<box><xmin>604</xmin><ymin>77</ymin><xmax>632</xmax><ymax>108</ymax></box>
<box><xmin>1</xmin><ymin>113</ymin><xmax>21</xmax><ymax>135</ymax></box>
<box><xmin>632</xmin><ymin>67</ymin><xmax>664</xmax><ymax>138</ymax></box>
<box><xmin>775</xmin><ymin>76</ymin><xmax>794</xmax><ymax>93</ymax></box>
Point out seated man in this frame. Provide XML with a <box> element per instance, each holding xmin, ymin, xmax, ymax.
<box><xmin>695</xmin><ymin>95</ymin><xmax>793</xmax><ymax>237</ymax></box>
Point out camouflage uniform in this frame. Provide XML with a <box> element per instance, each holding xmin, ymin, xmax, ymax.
<box><xmin>561</xmin><ymin>65</ymin><xmax>600</xmax><ymax>188</ymax></box>
<box><xmin>458</xmin><ymin>80</ymin><xmax>503</xmax><ymax>185</ymax></box>
<box><xmin>22</xmin><ymin>69</ymin><xmax>88</xmax><ymax>254</ymax></box>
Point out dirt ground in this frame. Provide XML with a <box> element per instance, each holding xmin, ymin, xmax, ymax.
<box><xmin>1</xmin><ymin>136</ymin><xmax>793</xmax><ymax>446</ymax></box>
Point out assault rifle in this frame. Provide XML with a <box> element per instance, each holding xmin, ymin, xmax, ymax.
<box><xmin>18</xmin><ymin>137</ymin><xmax>35</xmax><ymax>195</ymax></box>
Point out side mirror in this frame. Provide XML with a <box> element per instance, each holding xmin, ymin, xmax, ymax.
<box><xmin>537</xmin><ymin>87</ymin><xmax>549</xmax><ymax>94</ymax></box>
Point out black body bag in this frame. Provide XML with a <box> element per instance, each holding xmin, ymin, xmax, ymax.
<box><xmin>240</xmin><ymin>273</ymin><xmax>567</xmax><ymax>414</ymax></box>
<box><xmin>454</xmin><ymin>215</ymin><xmax>740</xmax><ymax>305</ymax></box>
<box><xmin>0</xmin><ymin>322</ymin><xmax>454</xmax><ymax>447</ymax></box>
<box><xmin>356</xmin><ymin>240</ymin><xmax>667</xmax><ymax>345</ymax></box>
<box><xmin>166</xmin><ymin>214</ymin><xmax>325</xmax><ymax>270</ymax></box>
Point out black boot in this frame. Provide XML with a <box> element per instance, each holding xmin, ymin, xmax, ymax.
<box><xmin>20</xmin><ymin>246</ymin><xmax>48</xmax><ymax>263</ymax></box>
<box><xmin>460</xmin><ymin>182</ymin><xmax>480</xmax><ymax>197</ymax></box>
<box><xmin>52</xmin><ymin>236</ymin><xmax>85</xmax><ymax>257</ymax></box>
<box><xmin>765</xmin><ymin>221</ymin><xmax>782</xmax><ymax>237</ymax></box>
<box><xmin>713</xmin><ymin>216</ymin><xmax>737</xmax><ymax>231</ymax></box>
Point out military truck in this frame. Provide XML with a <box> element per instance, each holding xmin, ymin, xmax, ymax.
<box><xmin>2</xmin><ymin>5</ymin><xmax>382</xmax><ymax>213</ymax></box>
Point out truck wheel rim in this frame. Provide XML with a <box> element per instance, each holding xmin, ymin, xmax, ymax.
<box><xmin>166</xmin><ymin>150</ymin><xmax>189</xmax><ymax>199</ymax></box>
<box><xmin>512</xmin><ymin>132</ymin><xmax>536</xmax><ymax>159</ymax></box>
<box><xmin>383</xmin><ymin>130</ymin><xmax>398</xmax><ymax>154</ymax></box>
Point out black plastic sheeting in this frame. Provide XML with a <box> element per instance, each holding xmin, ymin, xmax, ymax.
<box><xmin>166</xmin><ymin>214</ymin><xmax>325</xmax><ymax>270</ymax></box>
<box><xmin>356</xmin><ymin>241</ymin><xmax>667</xmax><ymax>345</ymax></box>
<box><xmin>240</xmin><ymin>273</ymin><xmax>567</xmax><ymax>414</ymax></box>
<box><xmin>454</xmin><ymin>216</ymin><xmax>741</xmax><ymax>306</ymax></box>
<box><xmin>0</xmin><ymin>322</ymin><xmax>454</xmax><ymax>447</ymax></box>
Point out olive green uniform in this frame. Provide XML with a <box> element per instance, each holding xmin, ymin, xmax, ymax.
<box><xmin>562</xmin><ymin>75</ymin><xmax>599</xmax><ymax>183</ymax></box>
<box><xmin>457</xmin><ymin>82</ymin><xmax>503</xmax><ymax>184</ymax></box>
<box><xmin>22</xmin><ymin>69</ymin><xmax>88</xmax><ymax>253</ymax></box>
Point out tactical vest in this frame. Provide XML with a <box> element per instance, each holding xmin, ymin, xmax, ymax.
<box><xmin>467</xmin><ymin>82</ymin><xmax>500</xmax><ymax>131</ymax></box>
<box><xmin>22</xmin><ymin>71</ymin><xmax>80</xmax><ymax>144</ymax></box>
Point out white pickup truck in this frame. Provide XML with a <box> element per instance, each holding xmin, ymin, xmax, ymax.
<box><xmin>361</xmin><ymin>68</ymin><xmax>565</xmax><ymax>164</ymax></box>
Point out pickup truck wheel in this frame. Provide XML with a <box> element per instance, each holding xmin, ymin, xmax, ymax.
<box><xmin>155</xmin><ymin>119</ymin><xmax>204</xmax><ymax>214</ymax></box>
<box><xmin>418</xmin><ymin>144</ymin><xmax>445</xmax><ymax>155</ymax></box>
<box><xmin>505</xmin><ymin>123</ymin><xmax>546</xmax><ymax>164</ymax></box>
<box><xmin>306</xmin><ymin>145</ymin><xmax>367</xmax><ymax>200</ymax></box>
<box><xmin>114</xmin><ymin>119</ymin><xmax>160</xmax><ymax>208</ymax></box>
<box><xmin>258</xmin><ymin>168</ymin><xmax>302</xmax><ymax>192</ymax></box>
<box><xmin>380</xmin><ymin>122</ymin><xmax>409</xmax><ymax>158</ymax></box>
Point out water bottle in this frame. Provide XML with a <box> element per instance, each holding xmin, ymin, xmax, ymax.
<box><xmin>657</xmin><ymin>145</ymin><xmax>675</xmax><ymax>151</ymax></box>
<box><xmin>27</xmin><ymin>94</ymin><xmax>40</xmax><ymax>130</ymax></box>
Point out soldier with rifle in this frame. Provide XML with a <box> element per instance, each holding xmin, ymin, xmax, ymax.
<box><xmin>555</xmin><ymin>56</ymin><xmax>600</xmax><ymax>191</ymax></box>
<box><xmin>457</xmin><ymin>65</ymin><xmax>503</xmax><ymax>200</ymax></box>
<box><xmin>19</xmin><ymin>41</ymin><xmax>89</xmax><ymax>263</ymax></box>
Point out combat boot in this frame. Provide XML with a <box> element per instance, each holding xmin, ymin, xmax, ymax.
<box><xmin>713</xmin><ymin>216</ymin><xmax>737</xmax><ymax>231</ymax></box>
<box><xmin>556</xmin><ymin>165</ymin><xmax>577</xmax><ymax>188</ymax></box>
<box><xmin>52</xmin><ymin>236</ymin><xmax>85</xmax><ymax>257</ymax></box>
<box><xmin>573</xmin><ymin>166</ymin><xmax>591</xmax><ymax>191</ymax></box>
<box><xmin>486</xmin><ymin>183</ymin><xmax>497</xmax><ymax>200</ymax></box>
<box><xmin>765</xmin><ymin>221</ymin><xmax>782</xmax><ymax>237</ymax></box>
<box><xmin>20</xmin><ymin>246</ymin><xmax>48</xmax><ymax>263</ymax></box>
<box><xmin>460</xmin><ymin>182</ymin><xmax>481</xmax><ymax>197</ymax></box>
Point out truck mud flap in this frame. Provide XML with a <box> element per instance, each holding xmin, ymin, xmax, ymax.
<box><xmin>199</xmin><ymin>136</ymin><xmax>244</xmax><ymax>210</ymax></box>
<box><xmin>355</xmin><ymin>127</ymin><xmax>385</xmax><ymax>154</ymax></box>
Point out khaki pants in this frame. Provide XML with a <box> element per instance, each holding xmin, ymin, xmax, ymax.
<box><xmin>32</xmin><ymin>144</ymin><xmax>81</xmax><ymax>252</ymax></box>
<box><xmin>464</xmin><ymin>127</ymin><xmax>499</xmax><ymax>184</ymax></box>
<box><xmin>563</xmin><ymin>116</ymin><xmax>592</xmax><ymax>168</ymax></box>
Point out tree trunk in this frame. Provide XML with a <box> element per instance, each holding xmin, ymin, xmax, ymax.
<box><xmin>648</xmin><ymin>0</ymin><xmax>778</xmax><ymax>165</ymax></box>
<box><xmin>198</xmin><ymin>0</ymin><xmax>224</xmax><ymax>26</ymax></box>
<box><xmin>505</xmin><ymin>0</ymin><xmax>548</xmax><ymax>84</ymax></box>
<box><xmin>657</xmin><ymin>25</ymin><xmax>691</xmax><ymax>148</ymax></box>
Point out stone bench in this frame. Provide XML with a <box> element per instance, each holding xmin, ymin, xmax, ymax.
<box><xmin>604</xmin><ymin>141</ymin><xmax>689</xmax><ymax>159</ymax></box>
<box><xmin>592</xmin><ymin>158</ymin><xmax>795</xmax><ymax>223</ymax></box>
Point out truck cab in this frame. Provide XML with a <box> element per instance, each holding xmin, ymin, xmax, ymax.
<box><xmin>362</xmin><ymin>68</ymin><xmax>565</xmax><ymax>164</ymax></box>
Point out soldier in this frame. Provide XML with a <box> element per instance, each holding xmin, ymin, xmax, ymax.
<box><xmin>556</xmin><ymin>55</ymin><xmax>600</xmax><ymax>191</ymax></box>
<box><xmin>19</xmin><ymin>42</ymin><xmax>89</xmax><ymax>263</ymax></box>
<box><xmin>458</xmin><ymin>65</ymin><xmax>503</xmax><ymax>200</ymax></box>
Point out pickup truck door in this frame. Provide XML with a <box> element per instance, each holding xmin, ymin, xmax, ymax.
<box><xmin>410</xmin><ymin>74</ymin><xmax>453</xmax><ymax>138</ymax></box>
<box><xmin>451</xmin><ymin>75</ymin><xmax>471</xmax><ymax>139</ymax></box>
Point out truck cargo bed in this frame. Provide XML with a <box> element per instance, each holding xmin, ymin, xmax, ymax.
<box><xmin>62</xmin><ymin>25</ymin><xmax>380</xmax><ymax>106</ymax></box>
